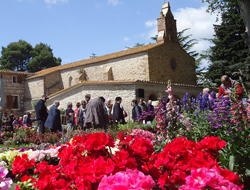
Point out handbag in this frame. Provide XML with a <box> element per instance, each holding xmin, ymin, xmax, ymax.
<box><xmin>123</xmin><ymin>110</ymin><xmax>127</xmax><ymax>117</ymax></box>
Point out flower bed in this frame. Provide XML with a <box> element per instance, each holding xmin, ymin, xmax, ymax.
<box><xmin>5</xmin><ymin>133</ymin><xmax>242</xmax><ymax>190</ymax></box>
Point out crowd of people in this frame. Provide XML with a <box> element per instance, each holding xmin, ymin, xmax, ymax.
<box><xmin>32</xmin><ymin>93</ymin><xmax>156</xmax><ymax>133</ymax></box>
<box><xmin>1</xmin><ymin>111</ymin><xmax>33</xmax><ymax>132</ymax></box>
<box><xmin>1</xmin><ymin>74</ymin><xmax>248</xmax><ymax>134</ymax></box>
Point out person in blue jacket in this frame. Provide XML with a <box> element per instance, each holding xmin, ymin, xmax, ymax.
<box><xmin>45</xmin><ymin>101</ymin><xmax>61</xmax><ymax>133</ymax></box>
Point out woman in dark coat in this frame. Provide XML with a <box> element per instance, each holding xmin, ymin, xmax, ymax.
<box><xmin>45</xmin><ymin>101</ymin><xmax>62</xmax><ymax>133</ymax></box>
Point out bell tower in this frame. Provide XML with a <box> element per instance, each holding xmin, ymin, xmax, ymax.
<box><xmin>157</xmin><ymin>2</ymin><xmax>178</xmax><ymax>43</ymax></box>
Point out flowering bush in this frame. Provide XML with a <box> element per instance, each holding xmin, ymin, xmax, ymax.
<box><xmin>179</xmin><ymin>168</ymin><xmax>241</xmax><ymax>190</ymax></box>
<box><xmin>98</xmin><ymin>169</ymin><xmax>155</xmax><ymax>190</ymax></box>
<box><xmin>0</xmin><ymin>166</ymin><xmax>13</xmax><ymax>190</ymax></box>
<box><xmin>13</xmin><ymin>127</ymin><xmax>62</xmax><ymax>145</ymax></box>
<box><xmin>145</xmin><ymin>136</ymin><xmax>241</xmax><ymax>189</ymax></box>
<box><xmin>0</xmin><ymin>149</ymin><xmax>33</xmax><ymax>170</ymax></box>
<box><xmin>12</xmin><ymin>154</ymin><xmax>35</xmax><ymax>176</ymax></box>
<box><xmin>10</xmin><ymin>133</ymin><xmax>242</xmax><ymax>190</ymax></box>
<box><xmin>130</xmin><ymin>129</ymin><xmax>156</xmax><ymax>142</ymax></box>
<box><xmin>28</xmin><ymin>147</ymin><xmax>60</xmax><ymax>162</ymax></box>
<box><xmin>0</xmin><ymin>131</ymin><xmax>14</xmax><ymax>144</ymax></box>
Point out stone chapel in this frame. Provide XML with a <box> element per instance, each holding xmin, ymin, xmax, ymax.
<box><xmin>1</xmin><ymin>2</ymin><xmax>214</xmax><ymax>117</ymax></box>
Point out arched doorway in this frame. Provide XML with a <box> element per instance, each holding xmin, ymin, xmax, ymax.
<box><xmin>149</xmin><ymin>94</ymin><xmax>157</xmax><ymax>101</ymax></box>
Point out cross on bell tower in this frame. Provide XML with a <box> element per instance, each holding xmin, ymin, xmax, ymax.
<box><xmin>157</xmin><ymin>2</ymin><xmax>178</xmax><ymax>43</ymax></box>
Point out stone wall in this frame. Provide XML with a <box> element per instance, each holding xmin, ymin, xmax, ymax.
<box><xmin>148</xmin><ymin>42</ymin><xmax>196</xmax><ymax>85</ymax></box>
<box><xmin>44</xmin><ymin>71</ymin><xmax>63</xmax><ymax>96</ymax></box>
<box><xmin>1</xmin><ymin>74</ymin><xmax>26</xmax><ymax>116</ymax></box>
<box><xmin>46</xmin><ymin>83</ymin><xmax>136</xmax><ymax>121</ymax></box>
<box><xmin>59</xmin><ymin>52</ymin><xmax>149</xmax><ymax>88</ymax></box>
<box><xmin>24</xmin><ymin>77</ymin><xmax>44</xmax><ymax>111</ymax></box>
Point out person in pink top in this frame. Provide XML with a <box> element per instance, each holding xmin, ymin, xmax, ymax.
<box><xmin>74</xmin><ymin>102</ymin><xmax>81</xmax><ymax>129</ymax></box>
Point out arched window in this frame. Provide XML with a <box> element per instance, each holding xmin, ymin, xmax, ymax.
<box><xmin>149</xmin><ymin>94</ymin><xmax>157</xmax><ymax>101</ymax></box>
<box><xmin>69</xmin><ymin>76</ymin><xmax>73</xmax><ymax>87</ymax></box>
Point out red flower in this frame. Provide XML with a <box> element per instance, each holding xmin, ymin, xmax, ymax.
<box><xmin>198</xmin><ymin>136</ymin><xmax>226</xmax><ymax>151</ymax></box>
<box><xmin>117</xmin><ymin>133</ymin><xmax>124</xmax><ymax>140</ymax></box>
<box><xmin>21</xmin><ymin>175</ymin><xmax>37</xmax><ymax>183</ymax></box>
<box><xmin>12</xmin><ymin>154</ymin><xmax>35</xmax><ymax>175</ymax></box>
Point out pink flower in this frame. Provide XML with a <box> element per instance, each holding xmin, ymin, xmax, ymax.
<box><xmin>179</xmin><ymin>168</ymin><xmax>242</xmax><ymax>190</ymax></box>
<box><xmin>185</xmin><ymin>168</ymin><xmax>212</xmax><ymax>189</ymax></box>
<box><xmin>0</xmin><ymin>166</ymin><xmax>13</xmax><ymax>190</ymax></box>
<box><xmin>98</xmin><ymin>169</ymin><xmax>155</xmax><ymax>190</ymax></box>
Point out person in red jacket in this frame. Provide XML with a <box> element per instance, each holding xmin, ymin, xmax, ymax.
<box><xmin>218</xmin><ymin>75</ymin><xmax>243</xmax><ymax>99</ymax></box>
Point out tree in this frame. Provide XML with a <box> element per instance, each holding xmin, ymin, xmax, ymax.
<box><xmin>202</xmin><ymin>0</ymin><xmax>250</xmax><ymax>53</ymax></box>
<box><xmin>89</xmin><ymin>53</ymin><xmax>97</xmax><ymax>58</ymax></box>
<box><xmin>0</xmin><ymin>40</ymin><xmax>61</xmax><ymax>72</ymax></box>
<box><xmin>205</xmin><ymin>2</ymin><xmax>249</xmax><ymax>89</ymax></box>
<box><xmin>125</xmin><ymin>42</ymin><xmax>145</xmax><ymax>49</ymax></box>
<box><xmin>27</xmin><ymin>43</ymin><xmax>61</xmax><ymax>72</ymax></box>
<box><xmin>0</xmin><ymin>40</ymin><xmax>32</xmax><ymax>71</ymax></box>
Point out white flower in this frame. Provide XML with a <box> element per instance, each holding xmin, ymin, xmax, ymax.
<box><xmin>0</xmin><ymin>161</ymin><xmax>7</xmax><ymax>169</ymax></box>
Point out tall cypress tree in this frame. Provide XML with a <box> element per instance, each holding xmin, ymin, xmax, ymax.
<box><xmin>206</xmin><ymin>2</ymin><xmax>249</xmax><ymax>88</ymax></box>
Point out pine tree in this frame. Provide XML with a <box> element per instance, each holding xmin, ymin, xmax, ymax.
<box><xmin>206</xmin><ymin>2</ymin><xmax>249</xmax><ymax>89</ymax></box>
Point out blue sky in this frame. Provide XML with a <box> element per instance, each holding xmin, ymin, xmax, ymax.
<box><xmin>0</xmin><ymin>0</ymin><xmax>218</xmax><ymax>66</ymax></box>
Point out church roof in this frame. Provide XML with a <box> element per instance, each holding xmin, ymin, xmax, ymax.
<box><xmin>0</xmin><ymin>69</ymin><xmax>32</xmax><ymax>76</ymax></box>
<box><xmin>28</xmin><ymin>42</ymin><xmax>164</xmax><ymax>80</ymax></box>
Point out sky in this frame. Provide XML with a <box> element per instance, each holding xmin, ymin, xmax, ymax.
<box><xmin>0</xmin><ymin>0</ymin><xmax>220</xmax><ymax>67</ymax></box>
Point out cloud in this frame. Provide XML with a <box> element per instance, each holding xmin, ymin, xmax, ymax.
<box><xmin>173</xmin><ymin>6</ymin><xmax>220</xmax><ymax>67</ymax></box>
<box><xmin>124</xmin><ymin>37</ymin><xmax>130</xmax><ymax>41</ymax></box>
<box><xmin>145</xmin><ymin>20</ymin><xmax>157</xmax><ymax>28</ymax></box>
<box><xmin>107</xmin><ymin>0</ymin><xmax>121</xmax><ymax>6</ymax></box>
<box><xmin>44</xmin><ymin>0</ymin><xmax>68</xmax><ymax>4</ymax></box>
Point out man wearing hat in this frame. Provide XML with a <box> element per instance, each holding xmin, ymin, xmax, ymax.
<box><xmin>35</xmin><ymin>95</ymin><xmax>49</xmax><ymax>134</ymax></box>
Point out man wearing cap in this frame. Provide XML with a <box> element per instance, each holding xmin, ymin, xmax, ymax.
<box><xmin>35</xmin><ymin>95</ymin><xmax>49</xmax><ymax>134</ymax></box>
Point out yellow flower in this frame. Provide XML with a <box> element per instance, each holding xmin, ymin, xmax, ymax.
<box><xmin>69</xmin><ymin>138</ymin><xmax>73</xmax><ymax>144</ymax></box>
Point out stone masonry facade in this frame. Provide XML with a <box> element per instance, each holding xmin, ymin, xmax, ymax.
<box><xmin>0</xmin><ymin>70</ymin><xmax>31</xmax><ymax>116</ymax></box>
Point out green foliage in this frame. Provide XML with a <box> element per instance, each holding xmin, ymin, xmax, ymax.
<box><xmin>177</xmin><ymin>28</ymin><xmax>199</xmax><ymax>58</ymax></box>
<box><xmin>32</xmin><ymin>100</ymin><xmax>39</xmax><ymax>110</ymax></box>
<box><xmin>206</xmin><ymin>2</ymin><xmax>249</xmax><ymax>88</ymax></box>
<box><xmin>0</xmin><ymin>40</ymin><xmax>32</xmax><ymax>71</ymax></box>
<box><xmin>58</xmin><ymin>108</ymin><xmax>65</xmax><ymax>115</ymax></box>
<box><xmin>0</xmin><ymin>40</ymin><xmax>61</xmax><ymax>72</ymax></box>
<box><xmin>27</xmin><ymin>43</ymin><xmax>61</xmax><ymax>72</ymax></box>
<box><xmin>202</xmin><ymin>0</ymin><xmax>238</xmax><ymax>14</ymax></box>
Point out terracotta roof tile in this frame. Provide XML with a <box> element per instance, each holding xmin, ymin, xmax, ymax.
<box><xmin>28</xmin><ymin>42</ymin><xmax>164</xmax><ymax>80</ymax></box>
<box><xmin>0</xmin><ymin>69</ymin><xmax>32</xmax><ymax>75</ymax></box>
